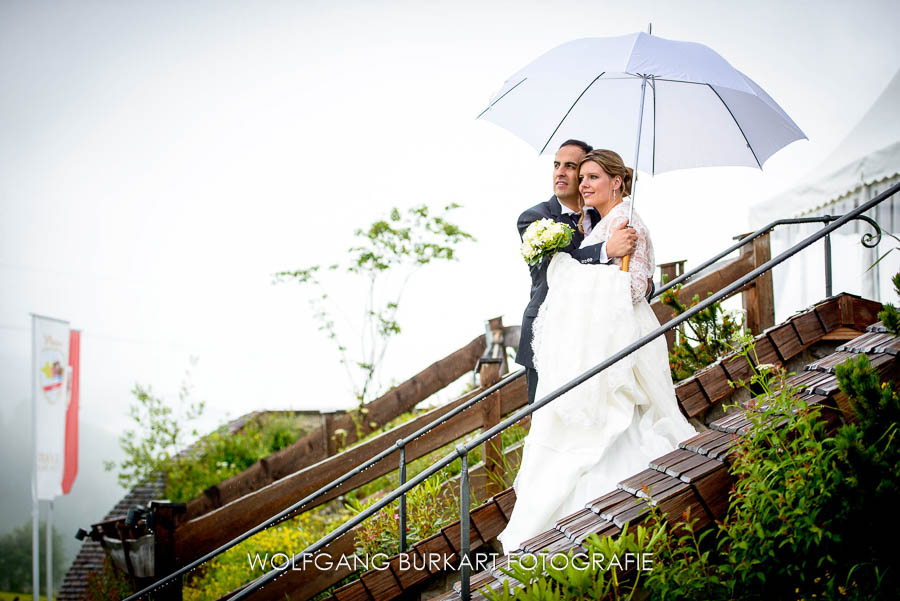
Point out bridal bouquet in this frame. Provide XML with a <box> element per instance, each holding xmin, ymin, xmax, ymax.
<box><xmin>520</xmin><ymin>218</ymin><xmax>574</xmax><ymax>266</ymax></box>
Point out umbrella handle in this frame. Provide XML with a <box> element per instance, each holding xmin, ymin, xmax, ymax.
<box><xmin>621</xmin><ymin>255</ymin><xmax>630</xmax><ymax>272</ymax></box>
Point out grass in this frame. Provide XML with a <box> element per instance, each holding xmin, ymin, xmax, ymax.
<box><xmin>0</xmin><ymin>593</ymin><xmax>50</xmax><ymax>601</ymax></box>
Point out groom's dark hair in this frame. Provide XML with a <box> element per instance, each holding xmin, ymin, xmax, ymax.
<box><xmin>559</xmin><ymin>139</ymin><xmax>593</xmax><ymax>153</ymax></box>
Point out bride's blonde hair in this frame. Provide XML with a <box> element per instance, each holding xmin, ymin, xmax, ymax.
<box><xmin>575</xmin><ymin>149</ymin><xmax>634</xmax><ymax>233</ymax></box>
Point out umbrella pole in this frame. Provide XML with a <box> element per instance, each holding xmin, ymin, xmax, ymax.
<box><xmin>622</xmin><ymin>74</ymin><xmax>648</xmax><ymax>273</ymax></box>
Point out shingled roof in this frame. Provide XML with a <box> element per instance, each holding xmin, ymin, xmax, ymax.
<box><xmin>315</xmin><ymin>293</ymin><xmax>882</xmax><ymax>601</ymax></box>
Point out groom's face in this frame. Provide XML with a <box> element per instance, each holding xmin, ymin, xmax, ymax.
<box><xmin>552</xmin><ymin>144</ymin><xmax>586</xmax><ymax>202</ymax></box>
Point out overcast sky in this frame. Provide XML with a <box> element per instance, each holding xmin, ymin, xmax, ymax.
<box><xmin>2</xmin><ymin>0</ymin><xmax>900</xmax><ymax>524</ymax></box>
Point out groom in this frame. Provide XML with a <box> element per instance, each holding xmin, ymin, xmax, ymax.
<box><xmin>516</xmin><ymin>139</ymin><xmax>641</xmax><ymax>404</ymax></box>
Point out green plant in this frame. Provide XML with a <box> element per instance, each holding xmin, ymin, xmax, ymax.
<box><xmin>274</xmin><ymin>203</ymin><xmax>474</xmax><ymax>405</ymax></box>
<box><xmin>483</xmin><ymin>424</ymin><xmax>528</xmax><ymax>492</ymax></box>
<box><xmin>183</xmin><ymin>503</ymin><xmax>352</xmax><ymax>601</ymax></box>
<box><xmin>659</xmin><ymin>283</ymin><xmax>743</xmax><ymax>382</ymax></box>
<box><xmin>877</xmin><ymin>271</ymin><xmax>900</xmax><ymax>335</ymax></box>
<box><xmin>347</xmin><ymin>470</ymin><xmax>468</xmax><ymax>559</ymax></box>
<box><xmin>84</xmin><ymin>556</ymin><xmax>132</xmax><ymax>601</ymax></box>
<box><xmin>482</xmin><ymin>521</ymin><xmax>662</xmax><ymax>601</ymax></box>
<box><xmin>104</xmin><ymin>362</ymin><xmax>205</xmax><ymax>490</ymax></box>
<box><xmin>164</xmin><ymin>413</ymin><xmax>310</xmax><ymax>502</ymax></box>
<box><xmin>643</xmin><ymin>339</ymin><xmax>900</xmax><ymax>600</ymax></box>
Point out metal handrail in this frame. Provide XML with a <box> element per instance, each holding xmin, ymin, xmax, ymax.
<box><xmin>221</xmin><ymin>179</ymin><xmax>899</xmax><ymax>601</ymax></box>
<box><xmin>123</xmin><ymin>181</ymin><xmax>897</xmax><ymax>601</ymax></box>
<box><xmin>653</xmin><ymin>214</ymin><xmax>882</xmax><ymax>299</ymax></box>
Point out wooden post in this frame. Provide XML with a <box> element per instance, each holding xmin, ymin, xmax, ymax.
<box><xmin>486</xmin><ymin>316</ymin><xmax>508</xmax><ymax>375</ymax></box>
<box><xmin>658</xmin><ymin>260</ymin><xmax>686</xmax><ymax>352</ymax></box>
<box><xmin>320</xmin><ymin>411</ymin><xmax>338</xmax><ymax>456</ymax></box>
<box><xmin>115</xmin><ymin>522</ymin><xmax>138</xmax><ymax>592</ymax></box>
<box><xmin>479</xmin><ymin>360</ymin><xmax>503</xmax><ymax>498</ymax></box>
<box><xmin>150</xmin><ymin>501</ymin><xmax>186</xmax><ymax>601</ymax></box>
<box><xmin>741</xmin><ymin>231</ymin><xmax>776</xmax><ymax>334</ymax></box>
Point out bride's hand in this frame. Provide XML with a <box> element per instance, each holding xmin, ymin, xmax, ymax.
<box><xmin>606</xmin><ymin>221</ymin><xmax>638</xmax><ymax>258</ymax></box>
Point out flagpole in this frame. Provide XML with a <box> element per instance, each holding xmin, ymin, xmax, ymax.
<box><xmin>31</xmin><ymin>314</ymin><xmax>40</xmax><ymax>601</ymax></box>
<box><xmin>48</xmin><ymin>500</ymin><xmax>53</xmax><ymax>601</ymax></box>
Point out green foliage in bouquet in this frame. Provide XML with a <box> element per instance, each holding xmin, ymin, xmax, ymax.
<box><xmin>520</xmin><ymin>218</ymin><xmax>574</xmax><ymax>266</ymax></box>
<box><xmin>659</xmin><ymin>283</ymin><xmax>743</xmax><ymax>382</ymax></box>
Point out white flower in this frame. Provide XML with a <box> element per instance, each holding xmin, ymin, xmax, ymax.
<box><xmin>520</xmin><ymin>218</ymin><xmax>573</xmax><ymax>265</ymax></box>
<box><xmin>521</xmin><ymin>241</ymin><xmax>535</xmax><ymax>259</ymax></box>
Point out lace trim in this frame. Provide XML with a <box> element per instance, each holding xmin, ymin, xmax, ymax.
<box><xmin>581</xmin><ymin>201</ymin><xmax>655</xmax><ymax>303</ymax></box>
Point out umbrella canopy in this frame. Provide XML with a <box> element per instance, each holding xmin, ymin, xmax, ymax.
<box><xmin>478</xmin><ymin>32</ymin><xmax>806</xmax><ymax>174</ymax></box>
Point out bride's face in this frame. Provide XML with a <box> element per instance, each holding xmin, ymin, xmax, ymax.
<box><xmin>579</xmin><ymin>162</ymin><xmax>620</xmax><ymax>209</ymax></box>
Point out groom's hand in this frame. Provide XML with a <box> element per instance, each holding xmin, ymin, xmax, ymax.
<box><xmin>607</xmin><ymin>222</ymin><xmax>638</xmax><ymax>258</ymax></box>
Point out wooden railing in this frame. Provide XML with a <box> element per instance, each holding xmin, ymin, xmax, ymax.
<box><xmin>652</xmin><ymin>231</ymin><xmax>775</xmax><ymax>351</ymax></box>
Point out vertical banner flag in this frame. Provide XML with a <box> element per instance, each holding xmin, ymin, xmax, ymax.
<box><xmin>33</xmin><ymin>315</ymin><xmax>70</xmax><ymax>500</ymax></box>
<box><xmin>62</xmin><ymin>330</ymin><xmax>81</xmax><ymax>494</ymax></box>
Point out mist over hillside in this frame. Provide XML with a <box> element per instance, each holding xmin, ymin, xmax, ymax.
<box><xmin>0</xmin><ymin>394</ymin><xmax>128</xmax><ymax>574</ymax></box>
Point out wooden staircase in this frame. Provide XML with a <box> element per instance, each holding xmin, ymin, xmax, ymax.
<box><xmin>301</xmin><ymin>293</ymin><xmax>881</xmax><ymax>601</ymax></box>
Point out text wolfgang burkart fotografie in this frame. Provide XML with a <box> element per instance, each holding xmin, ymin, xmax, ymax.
<box><xmin>248</xmin><ymin>551</ymin><xmax>655</xmax><ymax>573</ymax></box>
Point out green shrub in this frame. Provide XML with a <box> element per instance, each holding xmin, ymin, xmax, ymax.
<box><xmin>165</xmin><ymin>413</ymin><xmax>310</xmax><ymax>502</ymax></box>
<box><xmin>659</xmin><ymin>284</ymin><xmax>743</xmax><ymax>382</ymax></box>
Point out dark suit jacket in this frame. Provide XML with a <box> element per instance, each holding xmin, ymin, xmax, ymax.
<box><xmin>514</xmin><ymin>196</ymin><xmax>607</xmax><ymax>369</ymax></box>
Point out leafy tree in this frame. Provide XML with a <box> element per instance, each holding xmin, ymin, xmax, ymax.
<box><xmin>274</xmin><ymin>203</ymin><xmax>474</xmax><ymax>404</ymax></box>
<box><xmin>0</xmin><ymin>521</ymin><xmax>65</xmax><ymax>592</ymax></box>
<box><xmin>104</xmin><ymin>362</ymin><xmax>205</xmax><ymax>490</ymax></box>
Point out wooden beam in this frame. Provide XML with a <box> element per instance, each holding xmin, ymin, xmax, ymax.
<box><xmin>658</xmin><ymin>260</ymin><xmax>686</xmax><ymax>351</ymax></box>
<box><xmin>651</xmin><ymin>252</ymin><xmax>756</xmax><ymax>327</ymax></box>
<box><xmin>184</xmin><ymin>334</ymin><xmax>487</xmax><ymax>520</ymax></box>
<box><xmin>742</xmin><ymin>231</ymin><xmax>775</xmax><ymax>334</ymax></box>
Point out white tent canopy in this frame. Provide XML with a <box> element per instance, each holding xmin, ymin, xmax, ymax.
<box><xmin>750</xmin><ymin>70</ymin><xmax>900</xmax><ymax>320</ymax></box>
<box><xmin>752</xmin><ymin>70</ymin><xmax>900</xmax><ymax>226</ymax></box>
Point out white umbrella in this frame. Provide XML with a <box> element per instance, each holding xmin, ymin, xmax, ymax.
<box><xmin>479</xmin><ymin>31</ymin><xmax>806</xmax><ymax>174</ymax></box>
<box><xmin>479</xmin><ymin>31</ymin><xmax>806</xmax><ymax>270</ymax></box>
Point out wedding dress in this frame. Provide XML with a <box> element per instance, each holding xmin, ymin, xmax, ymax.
<box><xmin>498</xmin><ymin>201</ymin><xmax>697</xmax><ymax>554</ymax></box>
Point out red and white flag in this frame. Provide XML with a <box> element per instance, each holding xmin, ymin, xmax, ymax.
<box><xmin>62</xmin><ymin>330</ymin><xmax>80</xmax><ymax>494</ymax></box>
<box><xmin>32</xmin><ymin>315</ymin><xmax>79</xmax><ymax>500</ymax></box>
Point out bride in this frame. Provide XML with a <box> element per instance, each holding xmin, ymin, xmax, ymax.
<box><xmin>498</xmin><ymin>149</ymin><xmax>697</xmax><ymax>554</ymax></box>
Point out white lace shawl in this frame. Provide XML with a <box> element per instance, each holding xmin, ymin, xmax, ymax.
<box><xmin>581</xmin><ymin>201</ymin><xmax>655</xmax><ymax>304</ymax></box>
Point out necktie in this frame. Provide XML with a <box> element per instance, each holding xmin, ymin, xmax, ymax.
<box><xmin>567</xmin><ymin>212</ymin><xmax>581</xmax><ymax>232</ymax></box>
